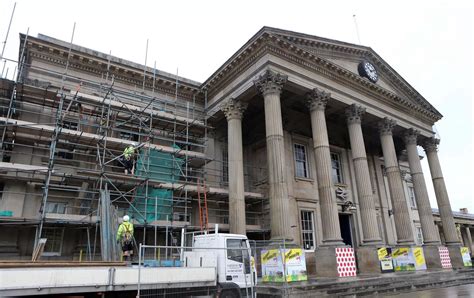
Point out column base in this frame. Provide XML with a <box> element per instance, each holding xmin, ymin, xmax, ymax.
<box><xmin>314</xmin><ymin>246</ymin><xmax>354</xmax><ymax>278</ymax></box>
<box><xmin>314</xmin><ymin>246</ymin><xmax>339</xmax><ymax>278</ymax></box>
<box><xmin>422</xmin><ymin>245</ymin><xmax>443</xmax><ymax>269</ymax></box>
<box><xmin>447</xmin><ymin>244</ymin><xmax>465</xmax><ymax>269</ymax></box>
<box><xmin>356</xmin><ymin>246</ymin><xmax>381</xmax><ymax>275</ymax></box>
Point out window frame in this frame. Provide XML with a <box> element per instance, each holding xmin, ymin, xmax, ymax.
<box><xmin>42</xmin><ymin>227</ymin><xmax>65</xmax><ymax>256</ymax></box>
<box><xmin>415</xmin><ymin>226</ymin><xmax>423</xmax><ymax>245</ymax></box>
<box><xmin>300</xmin><ymin>210</ymin><xmax>316</xmax><ymax>251</ymax></box>
<box><xmin>408</xmin><ymin>186</ymin><xmax>417</xmax><ymax>209</ymax></box>
<box><xmin>294</xmin><ymin>143</ymin><xmax>309</xmax><ymax>179</ymax></box>
<box><xmin>330</xmin><ymin>152</ymin><xmax>343</xmax><ymax>184</ymax></box>
<box><xmin>45</xmin><ymin>201</ymin><xmax>68</xmax><ymax>214</ymax></box>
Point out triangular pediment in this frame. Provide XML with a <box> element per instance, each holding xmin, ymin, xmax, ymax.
<box><xmin>203</xmin><ymin>27</ymin><xmax>442</xmax><ymax>123</ymax></box>
<box><xmin>264</xmin><ymin>27</ymin><xmax>441</xmax><ymax>119</ymax></box>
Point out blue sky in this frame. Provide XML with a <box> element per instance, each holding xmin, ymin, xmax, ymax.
<box><xmin>0</xmin><ymin>0</ymin><xmax>472</xmax><ymax>212</ymax></box>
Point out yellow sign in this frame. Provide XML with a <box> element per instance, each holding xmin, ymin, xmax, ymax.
<box><xmin>262</xmin><ymin>249</ymin><xmax>279</xmax><ymax>264</ymax></box>
<box><xmin>378</xmin><ymin>247</ymin><xmax>388</xmax><ymax>260</ymax></box>
<box><xmin>413</xmin><ymin>247</ymin><xmax>425</xmax><ymax>266</ymax></box>
<box><xmin>392</xmin><ymin>247</ymin><xmax>409</xmax><ymax>257</ymax></box>
<box><xmin>284</xmin><ymin>249</ymin><xmax>302</xmax><ymax>261</ymax></box>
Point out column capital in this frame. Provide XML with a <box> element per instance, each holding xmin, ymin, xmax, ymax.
<box><xmin>345</xmin><ymin>104</ymin><xmax>366</xmax><ymax>124</ymax></box>
<box><xmin>423</xmin><ymin>137</ymin><xmax>440</xmax><ymax>152</ymax></box>
<box><xmin>306</xmin><ymin>88</ymin><xmax>331</xmax><ymax>111</ymax></box>
<box><xmin>254</xmin><ymin>69</ymin><xmax>287</xmax><ymax>96</ymax></box>
<box><xmin>378</xmin><ymin>117</ymin><xmax>397</xmax><ymax>136</ymax></box>
<box><xmin>404</xmin><ymin>128</ymin><xmax>419</xmax><ymax>145</ymax></box>
<box><xmin>221</xmin><ymin>98</ymin><xmax>248</xmax><ymax>121</ymax></box>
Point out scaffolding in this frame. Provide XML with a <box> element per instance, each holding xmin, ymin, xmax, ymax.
<box><xmin>0</xmin><ymin>30</ymin><xmax>270</xmax><ymax>261</ymax></box>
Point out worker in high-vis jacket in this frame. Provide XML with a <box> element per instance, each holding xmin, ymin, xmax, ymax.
<box><xmin>117</xmin><ymin>215</ymin><xmax>134</xmax><ymax>261</ymax></box>
<box><xmin>122</xmin><ymin>142</ymin><xmax>137</xmax><ymax>175</ymax></box>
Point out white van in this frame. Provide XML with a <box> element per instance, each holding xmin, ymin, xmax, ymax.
<box><xmin>184</xmin><ymin>233</ymin><xmax>256</xmax><ymax>297</ymax></box>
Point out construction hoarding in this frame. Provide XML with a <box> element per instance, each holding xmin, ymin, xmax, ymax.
<box><xmin>261</xmin><ymin>248</ymin><xmax>307</xmax><ymax>282</ymax></box>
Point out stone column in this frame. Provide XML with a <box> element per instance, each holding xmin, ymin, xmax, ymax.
<box><xmin>403</xmin><ymin>129</ymin><xmax>440</xmax><ymax>245</ymax></box>
<box><xmin>346</xmin><ymin>105</ymin><xmax>381</xmax><ymax>244</ymax></box>
<box><xmin>307</xmin><ymin>89</ymin><xmax>343</xmax><ymax>246</ymax></box>
<box><xmin>422</xmin><ymin>138</ymin><xmax>459</xmax><ymax>245</ymax></box>
<box><xmin>423</xmin><ymin>137</ymin><xmax>463</xmax><ymax>267</ymax></box>
<box><xmin>465</xmin><ymin>227</ymin><xmax>473</xmax><ymax>252</ymax></box>
<box><xmin>222</xmin><ymin>98</ymin><xmax>248</xmax><ymax>235</ymax></box>
<box><xmin>378</xmin><ymin>118</ymin><xmax>415</xmax><ymax>245</ymax></box>
<box><xmin>254</xmin><ymin>70</ymin><xmax>291</xmax><ymax>240</ymax></box>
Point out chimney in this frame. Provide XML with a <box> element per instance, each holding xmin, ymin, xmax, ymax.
<box><xmin>459</xmin><ymin>208</ymin><xmax>468</xmax><ymax>214</ymax></box>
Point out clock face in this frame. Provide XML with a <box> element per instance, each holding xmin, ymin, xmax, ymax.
<box><xmin>358</xmin><ymin>61</ymin><xmax>378</xmax><ymax>83</ymax></box>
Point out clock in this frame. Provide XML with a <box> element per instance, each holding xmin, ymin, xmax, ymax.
<box><xmin>358</xmin><ymin>61</ymin><xmax>378</xmax><ymax>83</ymax></box>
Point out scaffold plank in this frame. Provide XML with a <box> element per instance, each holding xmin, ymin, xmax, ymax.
<box><xmin>73</xmin><ymin>91</ymin><xmax>205</xmax><ymax>127</ymax></box>
<box><xmin>0</xmin><ymin>117</ymin><xmax>206</xmax><ymax>159</ymax></box>
<box><xmin>0</xmin><ymin>162</ymin><xmax>48</xmax><ymax>172</ymax></box>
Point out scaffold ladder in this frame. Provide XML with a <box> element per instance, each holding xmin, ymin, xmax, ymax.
<box><xmin>196</xmin><ymin>178</ymin><xmax>209</xmax><ymax>232</ymax></box>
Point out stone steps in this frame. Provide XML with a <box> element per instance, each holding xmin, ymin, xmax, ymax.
<box><xmin>256</xmin><ymin>269</ymin><xmax>474</xmax><ymax>297</ymax></box>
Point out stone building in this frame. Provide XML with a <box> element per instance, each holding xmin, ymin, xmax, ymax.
<box><xmin>0</xmin><ymin>27</ymin><xmax>470</xmax><ymax>276</ymax></box>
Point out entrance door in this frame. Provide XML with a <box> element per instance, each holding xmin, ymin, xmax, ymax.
<box><xmin>339</xmin><ymin>214</ymin><xmax>353</xmax><ymax>247</ymax></box>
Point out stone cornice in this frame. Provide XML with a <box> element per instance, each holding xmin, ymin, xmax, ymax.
<box><xmin>272</xmin><ymin>30</ymin><xmax>441</xmax><ymax>117</ymax></box>
<box><xmin>23</xmin><ymin>35</ymin><xmax>200</xmax><ymax>101</ymax></box>
<box><xmin>202</xmin><ymin>28</ymin><xmax>442</xmax><ymax>124</ymax></box>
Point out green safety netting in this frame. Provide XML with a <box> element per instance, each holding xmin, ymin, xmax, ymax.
<box><xmin>128</xmin><ymin>146</ymin><xmax>183</xmax><ymax>223</ymax></box>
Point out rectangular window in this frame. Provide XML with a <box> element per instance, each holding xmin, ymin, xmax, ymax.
<box><xmin>408</xmin><ymin>186</ymin><xmax>417</xmax><ymax>208</ymax></box>
<box><xmin>294</xmin><ymin>144</ymin><xmax>309</xmax><ymax>178</ymax></box>
<box><xmin>42</xmin><ymin>227</ymin><xmax>64</xmax><ymax>256</ymax></box>
<box><xmin>331</xmin><ymin>152</ymin><xmax>343</xmax><ymax>184</ymax></box>
<box><xmin>300</xmin><ymin>210</ymin><xmax>315</xmax><ymax>250</ymax></box>
<box><xmin>416</xmin><ymin>226</ymin><xmax>423</xmax><ymax>245</ymax></box>
<box><xmin>45</xmin><ymin>202</ymin><xmax>68</xmax><ymax>214</ymax></box>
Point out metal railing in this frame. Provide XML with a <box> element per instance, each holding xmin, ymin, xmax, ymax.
<box><xmin>137</xmin><ymin>244</ymin><xmax>256</xmax><ymax>298</ymax></box>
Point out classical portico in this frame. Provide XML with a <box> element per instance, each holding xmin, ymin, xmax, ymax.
<box><xmin>201</xmin><ymin>27</ymin><xmax>465</xmax><ymax>277</ymax></box>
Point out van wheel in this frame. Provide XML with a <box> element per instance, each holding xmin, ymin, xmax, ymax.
<box><xmin>220</xmin><ymin>289</ymin><xmax>239</xmax><ymax>298</ymax></box>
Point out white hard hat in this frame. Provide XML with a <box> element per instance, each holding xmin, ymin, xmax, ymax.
<box><xmin>131</xmin><ymin>142</ymin><xmax>137</xmax><ymax>147</ymax></box>
<box><xmin>123</xmin><ymin>215</ymin><xmax>130</xmax><ymax>222</ymax></box>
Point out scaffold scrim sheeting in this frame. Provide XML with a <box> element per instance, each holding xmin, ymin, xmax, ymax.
<box><xmin>129</xmin><ymin>146</ymin><xmax>184</xmax><ymax>223</ymax></box>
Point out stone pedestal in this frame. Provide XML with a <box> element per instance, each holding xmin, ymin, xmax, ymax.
<box><xmin>447</xmin><ymin>245</ymin><xmax>465</xmax><ymax>269</ymax></box>
<box><xmin>314</xmin><ymin>246</ymin><xmax>341</xmax><ymax>278</ymax></box>
<box><xmin>356</xmin><ymin>246</ymin><xmax>381</xmax><ymax>274</ymax></box>
<box><xmin>422</xmin><ymin>245</ymin><xmax>443</xmax><ymax>269</ymax></box>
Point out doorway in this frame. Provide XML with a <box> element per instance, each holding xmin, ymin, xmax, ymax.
<box><xmin>339</xmin><ymin>214</ymin><xmax>353</xmax><ymax>247</ymax></box>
